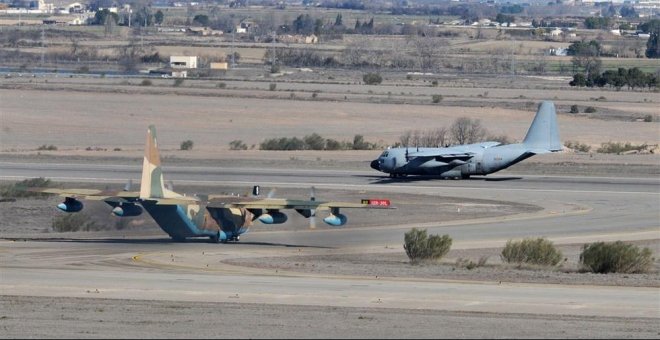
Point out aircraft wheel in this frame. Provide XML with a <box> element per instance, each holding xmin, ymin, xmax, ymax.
<box><xmin>209</xmin><ymin>233</ymin><xmax>220</xmax><ymax>244</ymax></box>
<box><xmin>462</xmin><ymin>174</ymin><xmax>470</xmax><ymax>179</ymax></box>
<box><xmin>171</xmin><ymin>236</ymin><xmax>186</xmax><ymax>242</ymax></box>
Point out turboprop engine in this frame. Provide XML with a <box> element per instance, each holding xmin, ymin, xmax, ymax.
<box><xmin>323</xmin><ymin>213</ymin><xmax>347</xmax><ymax>227</ymax></box>
<box><xmin>57</xmin><ymin>197</ymin><xmax>83</xmax><ymax>212</ymax></box>
<box><xmin>257</xmin><ymin>212</ymin><xmax>288</xmax><ymax>224</ymax></box>
<box><xmin>111</xmin><ymin>203</ymin><xmax>143</xmax><ymax>217</ymax></box>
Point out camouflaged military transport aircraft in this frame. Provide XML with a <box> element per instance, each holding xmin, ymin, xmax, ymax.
<box><xmin>370</xmin><ymin>101</ymin><xmax>562</xmax><ymax>179</ymax></box>
<box><xmin>33</xmin><ymin>126</ymin><xmax>392</xmax><ymax>243</ymax></box>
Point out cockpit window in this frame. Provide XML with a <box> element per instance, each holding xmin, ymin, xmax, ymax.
<box><xmin>380</xmin><ymin>151</ymin><xmax>389</xmax><ymax>157</ymax></box>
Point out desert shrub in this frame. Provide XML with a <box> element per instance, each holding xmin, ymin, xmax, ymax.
<box><xmin>431</xmin><ymin>80</ymin><xmax>439</xmax><ymax>87</ymax></box>
<box><xmin>269</xmin><ymin>83</ymin><xmax>277</xmax><ymax>91</ymax></box>
<box><xmin>432</xmin><ymin>94</ymin><xmax>443</xmax><ymax>103</ymax></box>
<box><xmin>229</xmin><ymin>140</ymin><xmax>248</xmax><ymax>150</ymax></box>
<box><xmin>455</xmin><ymin>256</ymin><xmax>488</xmax><ymax>270</ymax></box>
<box><xmin>270</xmin><ymin>63</ymin><xmax>280</xmax><ymax>74</ymax></box>
<box><xmin>564</xmin><ymin>140</ymin><xmax>591</xmax><ymax>153</ymax></box>
<box><xmin>37</xmin><ymin>144</ymin><xmax>57</xmax><ymax>151</ymax></box>
<box><xmin>173</xmin><ymin>78</ymin><xmax>184</xmax><ymax>87</ymax></box>
<box><xmin>643</xmin><ymin>114</ymin><xmax>653</xmax><ymax>122</ymax></box>
<box><xmin>363</xmin><ymin>72</ymin><xmax>382</xmax><ymax>85</ymax></box>
<box><xmin>570</xmin><ymin>105</ymin><xmax>579</xmax><ymax>114</ymax></box>
<box><xmin>180</xmin><ymin>140</ymin><xmax>194</xmax><ymax>151</ymax></box>
<box><xmin>596</xmin><ymin>141</ymin><xmax>647</xmax><ymax>154</ymax></box>
<box><xmin>403</xmin><ymin>228</ymin><xmax>452</xmax><ymax>264</ymax></box>
<box><xmin>52</xmin><ymin>213</ymin><xmax>97</xmax><ymax>232</ymax></box>
<box><xmin>584</xmin><ymin>106</ymin><xmax>597</xmax><ymax>113</ymax></box>
<box><xmin>260</xmin><ymin>137</ymin><xmax>305</xmax><ymax>150</ymax></box>
<box><xmin>580</xmin><ymin>241</ymin><xmax>654</xmax><ymax>274</ymax></box>
<box><xmin>325</xmin><ymin>139</ymin><xmax>343</xmax><ymax>150</ymax></box>
<box><xmin>140</xmin><ymin>79</ymin><xmax>152</xmax><ymax>86</ymax></box>
<box><xmin>0</xmin><ymin>177</ymin><xmax>52</xmax><ymax>199</ymax></box>
<box><xmin>500</xmin><ymin>237</ymin><xmax>562</xmax><ymax>266</ymax></box>
<box><xmin>217</xmin><ymin>82</ymin><xmax>227</xmax><ymax>88</ymax></box>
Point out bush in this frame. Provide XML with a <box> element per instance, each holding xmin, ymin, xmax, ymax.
<box><xmin>570</xmin><ymin>105</ymin><xmax>579</xmax><ymax>114</ymax></box>
<box><xmin>596</xmin><ymin>141</ymin><xmax>647</xmax><ymax>154</ymax></box>
<box><xmin>643</xmin><ymin>114</ymin><xmax>653</xmax><ymax>122</ymax></box>
<box><xmin>584</xmin><ymin>106</ymin><xmax>597</xmax><ymax>113</ymax></box>
<box><xmin>229</xmin><ymin>140</ymin><xmax>248</xmax><ymax>150</ymax></box>
<box><xmin>269</xmin><ymin>83</ymin><xmax>277</xmax><ymax>91</ymax></box>
<box><xmin>564</xmin><ymin>140</ymin><xmax>591</xmax><ymax>153</ymax></box>
<box><xmin>52</xmin><ymin>213</ymin><xmax>97</xmax><ymax>232</ymax></box>
<box><xmin>362</xmin><ymin>72</ymin><xmax>383</xmax><ymax>85</ymax></box>
<box><xmin>173</xmin><ymin>78</ymin><xmax>184</xmax><ymax>87</ymax></box>
<box><xmin>217</xmin><ymin>82</ymin><xmax>227</xmax><ymax>89</ymax></box>
<box><xmin>180</xmin><ymin>140</ymin><xmax>194</xmax><ymax>151</ymax></box>
<box><xmin>140</xmin><ymin>79</ymin><xmax>152</xmax><ymax>86</ymax></box>
<box><xmin>500</xmin><ymin>237</ymin><xmax>563</xmax><ymax>266</ymax></box>
<box><xmin>403</xmin><ymin>228</ymin><xmax>452</xmax><ymax>264</ymax></box>
<box><xmin>37</xmin><ymin>144</ymin><xmax>57</xmax><ymax>151</ymax></box>
<box><xmin>432</xmin><ymin>94</ymin><xmax>443</xmax><ymax>103</ymax></box>
<box><xmin>580</xmin><ymin>241</ymin><xmax>653</xmax><ymax>274</ymax></box>
<box><xmin>0</xmin><ymin>177</ymin><xmax>52</xmax><ymax>199</ymax></box>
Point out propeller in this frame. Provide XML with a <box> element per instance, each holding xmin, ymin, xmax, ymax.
<box><xmin>123</xmin><ymin>179</ymin><xmax>132</xmax><ymax>191</ymax></box>
<box><xmin>267</xmin><ymin>188</ymin><xmax>277</xmax><ymax>198</ymax></box>
<box><xmin>309</xmin><ymin>186</ymin><xmax>317</xmax><ymax>229</ymax></box>
<box><xmin>167</xmin><ymin>181</ymin><xmax>174</xmax><ymax>191</ymax></box>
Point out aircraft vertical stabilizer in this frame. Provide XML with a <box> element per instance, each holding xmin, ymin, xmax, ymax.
<box><xmin>522</xmin><ymin>101</ymin><xmax>562</xmax><ymax>153</ymax></box>
<box><xmin>140</xmin><ymin>125</ymin><xmax>178</xmax><ymax>199</ymax></box>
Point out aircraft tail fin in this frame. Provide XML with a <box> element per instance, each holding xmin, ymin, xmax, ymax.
<box><xmin>140</xmin><ymin>125</ymin><xmax>179</xmax><ymax>199</ymax></box>
<box><xmin>522</xmin><ymin>101</ymin><xmax>562</xmax><ymax>153</ymax></box>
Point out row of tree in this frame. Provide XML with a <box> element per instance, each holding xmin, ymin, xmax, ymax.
<box><xmin>569</xmin><ymin>67</ymin><xmax>658</xmax><ymax>90</ymax></box>
<box><xmin>259</xmin><ymin>134</ymin><xmax>376</xmax><ymax>151</ymax></box>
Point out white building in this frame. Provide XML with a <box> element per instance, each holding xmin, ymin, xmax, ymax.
<box><xmin>169</xmin><ymin>56</ymin><xmax>197</xmax><ymax>69</ymax></box>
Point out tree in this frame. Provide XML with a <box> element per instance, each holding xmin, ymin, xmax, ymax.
<box><xmin>569</xmin><ymin>73</ymin><xmax>587</xmax><ymax>87</ymax></box>
<box><xmin>569</xmin><ymin>40</ymin><xmax>602</xmax><ymax>77</ymax></box>
<box><xmin>334</xmin><ymin>13</ymin><xmax>343</xmax><ymax>26</ymax></box>
<box><xmin>193</xmin><ymin>14</ymin><xmax>210</xmax><ymax>26</ymax></box>
<box><xmin>646</xmin><ymin>30</ymin><xmax>659</xmax><ymax>59</ymax></box>
<box><xmin>154</xmin><ymin>10</ymin><xmax>164</xmax><ymax>25</ymax></box>
<box><xmin>450</xmin><ymin>117</ymin><xmax>486</xmax><ymax>144</ymax></box>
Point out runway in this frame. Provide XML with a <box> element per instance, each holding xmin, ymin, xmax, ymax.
<box><xmin>1</xmin><ymin>161</ymin><xmax>659</xmax><ymax>337</ymax></box>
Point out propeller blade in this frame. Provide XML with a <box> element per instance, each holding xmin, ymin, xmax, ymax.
<box><xmin>123</xmin><ymin>179</ymin><xmax>132</xmax><ymax>191</ymax></box>
<box><xmin>167</xmin><ymin>181</ymin><xmax>174</xmax><ymax>191</ymax></box>
<box><xmin>309</xmin><ymin>186</ymin><xmax>317</xmax><ymax>229</ymax></box>
<box><xmin>267</xmin><ymin>188</ymin><xmax>277</xmax><ymax>198</ymax></box>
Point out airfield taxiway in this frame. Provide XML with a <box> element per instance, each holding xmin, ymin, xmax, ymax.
<box><xmin>1</xmin><ymin>161</ymin><xmax>659</xmax><ymax>338</ymax></box>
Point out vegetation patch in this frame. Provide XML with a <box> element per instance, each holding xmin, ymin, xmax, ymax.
<box><xmin>0</xmin><ymin>177</ymin><xmax>53</xmax><ymax>199</ymax></box>
<box><xmin>403</xmin><ymin>228</ymin><xmax>452</xmax><ymax>264</ymax></box>
<box><xmin>52</xmin><ymin>213</ymin><xmax>98</xmax><ymax>232</ymax></box>
<box><xmin>596</xmin><ymin>142</ymin><xmax>648</xmax><ymax>154</ymax></box>
<box><xmin>580</xmin><ymin>241</ymin><xmax>654</xmax><ymax>274</ymax></box>
<box><xmin>500</xmin><ymin>238</ymin><xmax>563</xmax><ymax>267</ymax></box>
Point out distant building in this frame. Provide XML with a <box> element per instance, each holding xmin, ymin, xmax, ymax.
<box><xmin>277</xmin><ymin>34</ymin><xmax>318</xmax><ymax>44</ymax></box>
<box><xmin>210</xmin><ymin>62</ymin><xmax>228</xmax><ymax>70</ymax></box>
<box><xmin>170</xmin><ymin>56</ymin><xmax>197</xmax><ymax>69</ymax></box>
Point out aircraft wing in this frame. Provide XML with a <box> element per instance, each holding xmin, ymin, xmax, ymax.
<box><xmin>206</xmin><ymin>196</ymin><xmax>393</xmax><ymax>211</ymax></box>
<box><xmin>407</xmin><ymin>142</ymin><xmax>501</xmax><ymax>160</ymax></box>
<box><xmin>406</xmin><ymin>150</ymin><xmax>474</xmax><ymax>161</ymax></box>
<box><xmin>30</xmin><ymin>187</ymin><xmax>201</xmax><ymax>205</ymax></box>
<box><xmin>28</xmin><ymin>187</ymin><xmax>141</xmax><ymax>202</ymax></box>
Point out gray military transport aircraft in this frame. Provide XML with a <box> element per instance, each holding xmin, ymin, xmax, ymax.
<box><xmin>370</xmin><ymin>101</ymin><xmax>562</xmax><ymax>179</ymax></box>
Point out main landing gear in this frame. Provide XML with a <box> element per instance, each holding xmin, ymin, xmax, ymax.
<box><xmin>389</xmin><ymin>173</ymin><xmax>407</xmax><ymax>178</ymax></box>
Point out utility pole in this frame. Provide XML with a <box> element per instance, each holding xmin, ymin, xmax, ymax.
<box><xmin>41</xmin><ymin>25</ymin><xmax>45</xmax><ymax>65</ymax></box>
<box><xmin>231</xmin><ymin>30</ymin><xmax>235</xmax><ymax>68</ymax></box>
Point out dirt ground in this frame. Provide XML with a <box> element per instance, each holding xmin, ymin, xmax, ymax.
<box><xmin>1</xmin><ymin>72</ymin><xmax>659</xmax><ymax>287</ymax></box>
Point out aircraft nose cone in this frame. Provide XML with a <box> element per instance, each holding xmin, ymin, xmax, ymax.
<box><xmin>370</xmin><ymin>160</ymin><xmax>380</xmax><ymax>171</ymax></box>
